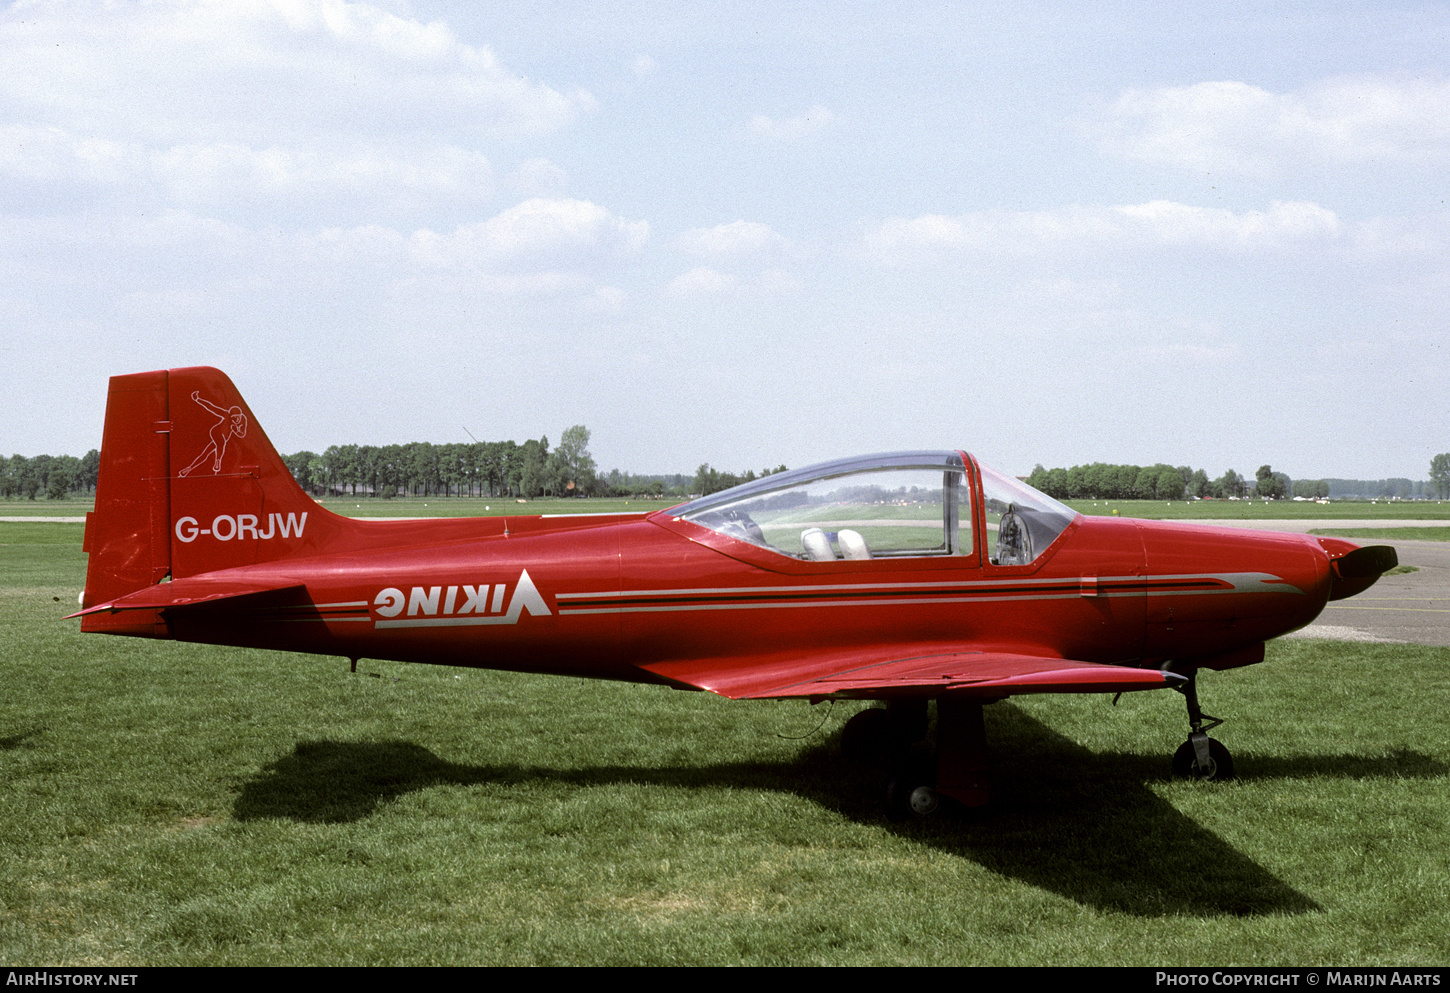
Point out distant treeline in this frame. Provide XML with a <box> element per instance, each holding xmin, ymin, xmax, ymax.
<box><xmin>281</xmin><ymin>437</ymin><xmax>590</xmax><ymax>499</ymax></box>
<box><xmin>0</xmin><ymin>452</ymin><xmax>100</xmax><ymax>500</ymax></box>
<box><xmin>2</xmin><ymin>445</ymin><xmax>1437</xmax><ymax>503</ymax></box>
<box><xmin>278</xmin><ymin>442</ymin><xmax>787</xmax><ymax>500</ymax></box>
<box><xmin>1027</xmin><ymin>462</ymin><xmax>1354</xmax><ymax>501</ymax></box>
<box><xmin>1323</xmin><ymin>478</ymin><xmax>1439</xmax><ymax>500</ymax></box>
<box><xmin>598</xmin><ymin>465</ymin><xmax>789</xmax><ymax>500</ymax></box>
<box><xmin>0</xmin><ymin>440</ymin><xmax>780</xmax><ymax>503</ymax></box>
<box><xmin>276</xmin><ymin>435</ymin><xmax>785</xmax><ymax>500</ymax></box>
<box><xmin>690</xmin><ymin>463</ymin><xmax>791</xmax><ymax>497</ymax></box>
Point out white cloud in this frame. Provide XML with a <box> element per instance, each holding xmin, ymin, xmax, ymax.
<box><xmin>585</xmin><ymin>286</ymin><xmax>627</xmax><ymax>312</ymax></box>
<box><xmin>505</xmin><ymin>157</ymin><xmax>568</xmax><ymax>197</ymax></box>
<box><xmin>744</xmin><ymin>105</ymin><xmax>834</xmax><ymax>141</ymax></box>
<box><xmin>667</xmin><ymin>267</ymin><xmax>739</xmax><ymax>296</ymax></box>
<box><xmin>665</xmin><ymin>266</ymin><xmax>802</xmax><ymax>297</ymax></box>
<box><xmin>860</xmin><ymin>200</ymin><xmax>1342</xmax><ymax>264</ymax></box>
<box><xmin>458</xmin><ymin>198</ymin><xmax>648</xmax><ymax>259</ymax></box>
<box><xmin>758</xmin><ymin>268</ymin><xmax>803</xmax><ymax>294</ymax></box>
<box><xmin>1345</xmin><ymin>213</ymin><xmax>1450</xmax><ymax>256</ymax></box>
<box><xmin>312</xmin><ymin>199</ymin><xmax>645</xmax><ymax>271</ymax></box>
<box><xmin>1095</xmin><ymin>76</ymin><xmax>1450</xmax><ymax>174</ymax></box>
<box><xmin>303</xmin><ymin>222</ymin><xmax>409</xmax><ymax>264</ymax></box>
<box><xmin>0</xmin><ymin>198</ymin><xmax>646</xmax><ymax>304</ymax></box>
<box><xmin>1010</xmin><ymin>278</ymin><xmax>1122</xmax><ymax>308</ymax></box>
<box><xmin>384</xmin><ymin>270</ymin><xmax>597</xmax><ymax>302</ymax></box>
<box><xmin>0</xmin><ymin>0</ymin><xmax>593</xmax><ymax>144</ymax></box>
<box><xmin>1116</xmin><ymin>200</ymin><xmax>1341</xmax><ymax>244</ymax></box>
<box><xmin>675</xmin><ymin>220</ymin><xmax>787</xmax><ymax>256</ymax></box>
<box><xmin>0</xmin><ymin>125</ymin><xmax>495</xmax><ymax>203</ymax></box>
<box><xmin>631</xmin><ymin>54</ymin><xmax>658</xmax><ymax>79</ymax></box>
<box><xmin>11</xmin><ymin>197</ymin><xmax>646</xmax><ymax>270</ymax></box>
<box><xmin>0</xmin><ymin>0</ymin><xmax>589</xmax><ymax>220</ymax></box>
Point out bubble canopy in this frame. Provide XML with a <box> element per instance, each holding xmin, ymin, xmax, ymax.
<box><xmin>669</xmin><ymin>451</ymin><xmax>1078</xmax><ymax>566</ymax></box>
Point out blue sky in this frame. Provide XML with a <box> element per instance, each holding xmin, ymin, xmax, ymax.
<box><xmin>2</xmin><ymin>1</ymin><xmax>1447</xmax><ymax>481</ymax></box>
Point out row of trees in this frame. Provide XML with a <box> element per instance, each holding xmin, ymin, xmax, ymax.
<box><xmin>0</xmin><ymin>451</ymin><xmax>101</xmax><ymax>500</ymax></box>
<box><xmin>692</xmin><ymin>463</ymin><xmax>791</xmax><ymax>497</ymax></box>
<box><xmin>0</xmin><ymin>435</ymin><xmax>778</xmax><ymax>503</ymax></box>
<box><xmin>279</xmin><ymin>430</ymin><xmax>784</xmax><ymax>500</ymax></box>
<box><xmin>4</xmin><ymin>445</ymin><xmax>1446</xmax><ymax>502</ymax></box>
<box><xmin>282</xmin><ymin>426</ymin><xmax>600</xmax><ymax>499</ymax></box>
<box><xmin>1024</xmin><ymin>462</ymin><xmax>1322</xmax><ymax>502</ymax></box>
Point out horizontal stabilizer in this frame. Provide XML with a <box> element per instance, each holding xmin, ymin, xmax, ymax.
<box><xmin>641</xmin><ymin>646</ymin><xmax>1183</xmax><ymax>701</ymax></box>
<box><xmin>68</xmin><ymin>578</ymin><xmax>306</xmax><ymax>617</ymax></box>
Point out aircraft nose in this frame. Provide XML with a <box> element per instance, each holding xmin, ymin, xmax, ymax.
<box><xmin>1315</xmin><ymin>537</ymin><xmax>1399</xmax><ymax>601</ymax></box>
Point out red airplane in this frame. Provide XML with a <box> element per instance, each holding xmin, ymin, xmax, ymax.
<box><xmin>73</xmin><ymin>367</ymin><xmax>1398</xmax><ymax>818</ymax></box>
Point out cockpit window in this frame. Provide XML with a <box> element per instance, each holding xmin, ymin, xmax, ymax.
<box><xmin>674</xmin><ymin>451</ymin><xmax>972</xmax><ymax>561</ymax></box>
<box><xmin>978</xmin><ymin>463</ymin><xmax>1077</xmax><ymax>566</ymax></box>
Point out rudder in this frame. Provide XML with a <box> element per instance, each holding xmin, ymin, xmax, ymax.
<box><xmin>82</xmin><ymin>370</ymin><xmax>171</xmax><ymax>614</ymax></box>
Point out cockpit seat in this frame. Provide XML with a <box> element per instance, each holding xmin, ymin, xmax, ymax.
<box><xmin>801</xmin><ymin>527</ymin><xmax>834</xmax><ymax>561</ymax></box>
<box><xmin>837</xmin><ymin>529</ymin><xmax>871</xmax><ymax>560</ymax></box>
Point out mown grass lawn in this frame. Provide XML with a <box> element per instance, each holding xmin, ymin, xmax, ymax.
<box><xmin>2</xmin><ymin>523</ymin><xmax>1447</xmax><ymax>965</ymax></box>
<box><xmin>1066</xmin><ymin>499</ymin><xmax>1450</xmax><ymax>521</ymax></box>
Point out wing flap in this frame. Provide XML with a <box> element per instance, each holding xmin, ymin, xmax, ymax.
<box><xmin>640</xmin><ymin>646</ymin><xmax>1181</xmax><ymax>700</ymax></box>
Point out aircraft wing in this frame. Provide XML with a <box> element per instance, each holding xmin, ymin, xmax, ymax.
<box><xmin>640</xmin><ymin>646</ymin><xmax>1184</xmax><ymax>701</ymax></box>
<box><xmin>68</xmin><ymin>577</ymin><xmax>307</xmax><ymax>617</ymax></box>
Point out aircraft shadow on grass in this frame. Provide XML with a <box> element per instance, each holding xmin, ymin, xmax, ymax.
<box><xmin>231</xmin><ymin>704</ymin><xmax>1444</xmax><ymax>918</ymax></box>
<box><xmin>0</xmin><ymin>728</ymin><xmax>44</xmax><ymax>751</ymax></box>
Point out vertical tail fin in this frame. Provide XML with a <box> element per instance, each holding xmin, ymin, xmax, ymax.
<box><xmin>82</xmin><ymin>367</ymin><xmax>352</xmax><ymax>627</ymax></box>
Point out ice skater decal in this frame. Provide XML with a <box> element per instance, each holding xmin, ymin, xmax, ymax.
<box><xmin>178</xmin><ymin>391</ymin><xmax>248</xmax><ymax>477</ymax></box>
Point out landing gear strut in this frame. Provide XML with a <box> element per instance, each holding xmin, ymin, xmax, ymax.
<box><xmin>843</xmin><ymin>697</ymin><xmax>992</xmax><ymax>820</ymax></box>
<box><xmin>1172</xmin><ymin>670</ymin><xmax>1234</xmax><ymax>781</ymax></box>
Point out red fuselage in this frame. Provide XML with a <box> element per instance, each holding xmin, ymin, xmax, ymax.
<box><xmin>115</xmin><ymin>508</ymin><xmax>1335</xmax><ymax>698</ymax></box>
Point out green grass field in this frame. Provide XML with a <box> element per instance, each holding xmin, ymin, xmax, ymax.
<box><xmin>1066</xmin><ymin>499</ymin><xmax>1450</xmax><ymax>521</ymax></box>
<box><xmin>3</xmin><ymin>522</ymin><xmax>1449</xmax><ymax>965</ymax></box>
<box><xmin>0</xmin><ymin>498</ymin><xmax>96</xmax><ymax>518</ymax></box>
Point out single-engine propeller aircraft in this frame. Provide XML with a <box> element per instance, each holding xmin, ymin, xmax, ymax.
<box><xmin>73</xmin><ymin>367</ymin><xmax>1399</xmax><ymax>817</ymax></box>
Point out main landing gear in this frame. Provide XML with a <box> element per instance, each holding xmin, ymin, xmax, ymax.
<box><xmin>842</xmin><ymin>673</ymin><xmax>1236</xmax><ymax>817</ymax></box>
<box><xmin>841</xmin><ymin>697</ymin><xmax>991</xmax><ymax>820</ymax></box>
<box><xmin>1172</xmin><ymin>670</ymin><xmax>1234</xmax><ymax>781</ymax></box>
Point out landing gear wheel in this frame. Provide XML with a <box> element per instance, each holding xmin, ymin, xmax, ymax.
<box><xmin>886</xmin><ymin>758</ymin><xmax>940</xmax><ymax>820</ymax></box>
<box><xmin>1172</xmin><ymin>737</ymin><xmax>1234</xmax><ymax>781</ymax></box>
<box><xmin>842</xmin><ymin>707</ymin><xmax>895</xmax><ymax>762</ymax></box>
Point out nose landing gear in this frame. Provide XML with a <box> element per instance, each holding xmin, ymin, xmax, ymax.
<box><xmin>1172</xmin><ymin>670</ymin><xmax>1234</xmax><ymax>781</ymax></box>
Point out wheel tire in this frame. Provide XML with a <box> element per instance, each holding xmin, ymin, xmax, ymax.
<box><xmin>1172</xmin><ymin>737</ymin><xmax>1235</xmax><ymax>781</ymax></box>
<box><xmin>842</xmin><ymin>707</ymin><xmax>895</xmax><ymax>763</ymax></box>
<box><xmin>886</xmin><ymin>758</ymin><xmax>940</xmax><ymax>820</ymax></box>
